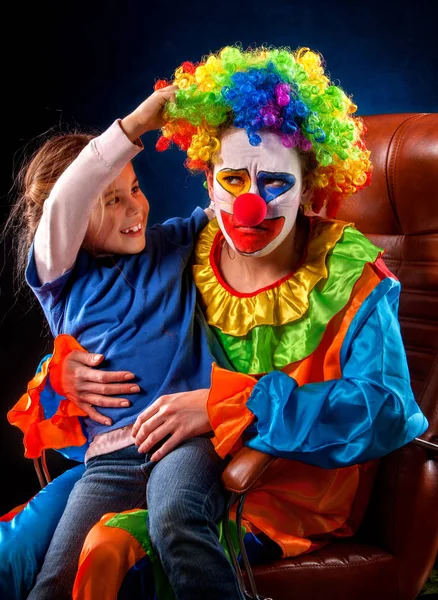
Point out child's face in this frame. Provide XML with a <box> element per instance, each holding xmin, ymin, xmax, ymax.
<box><xmin>83</xmin><ymin>163</ymin><xmax>149</xmax><ymax>255</ymax></box>
<box><xmin>207</xmin><ymin>128</ymin><xmax>307</xmax><ymax>257</ymax></box>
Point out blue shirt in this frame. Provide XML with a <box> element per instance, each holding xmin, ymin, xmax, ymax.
<box><xmin>26</xmin><ymin>208</ymin><xmax>228</xmax><ymax>442</ymax></box>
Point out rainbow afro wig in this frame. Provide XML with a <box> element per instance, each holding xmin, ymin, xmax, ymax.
<box><xmin>155</xmin><ymin>45</ymin><xmax>372</xmax><ymax>217</ymax></box>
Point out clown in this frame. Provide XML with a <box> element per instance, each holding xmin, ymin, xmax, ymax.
<box><xmin>3</xmin><ymin>45</ymin><xmax>427</xmax><ymax>600</ymax></box>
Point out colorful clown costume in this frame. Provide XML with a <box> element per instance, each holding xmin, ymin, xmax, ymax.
<box><xmin>2</xmin><ymin>214</ymin><xmax>426</xmax><ymax>599</ymax></box>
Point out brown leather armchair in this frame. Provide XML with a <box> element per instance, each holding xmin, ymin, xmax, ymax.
<box><xmin>222</xmin><ymin>113</ymin><xmax>438</xmax><ymax>600</ymax></box>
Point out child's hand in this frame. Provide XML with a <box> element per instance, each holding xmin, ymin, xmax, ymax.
<box><xmin>121</xmin><ymin>85</ymin><xmax>178</xmax><ymax>142</ymax></box>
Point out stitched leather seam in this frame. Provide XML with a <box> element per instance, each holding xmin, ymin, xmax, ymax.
<box><xmin>384</xmin><ymin>261</ymin><xmax>438</xmax><ymax>266</ymax></box>
<box><xmin>387</xmin><ymin>113</ymin><xmax>428</xmax><ymax>232</ymax></box>
<box><xmin>252</xmin><ymin>554</ymin><xmax>395</xmax><ymax>574</ymax></box>
<box><xmin>389</xmin><ymin>114</ymin><xmax>427</xmax><ymax>204</ymax></box>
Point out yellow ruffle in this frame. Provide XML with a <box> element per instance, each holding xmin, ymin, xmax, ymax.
<box><xmin>193</xmin><ymin>217</ymin><xmax>350</xmax><ymax>336</ymax></box>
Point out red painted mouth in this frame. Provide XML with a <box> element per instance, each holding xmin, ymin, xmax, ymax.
<box><xmin>221</xmin><ymin>210</ymin><xmax>285</xmax><ymax>254</ymax></box>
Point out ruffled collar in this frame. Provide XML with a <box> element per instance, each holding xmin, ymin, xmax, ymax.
<box><xmin>192</xmin><ymin>216</ymin><xmax>350</xmax><ymax>336</ymax></box>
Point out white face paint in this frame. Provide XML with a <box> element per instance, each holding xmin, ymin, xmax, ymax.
<box><xmin>211</xmin><ymin>128</ymin><xmax>305</xmax><ymax>257</ymax></box>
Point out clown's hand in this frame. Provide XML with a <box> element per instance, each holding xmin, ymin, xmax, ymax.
<box><xmin>132</xmin><ymin>389</ymin><xmax>211</xmax><ymax>461</ymax></box>
<box><xmin>121</xmin><ymin>84</ymin><xmax>178</xmax><ymax>142</ymax></box>
<box><xmin>204</xmin><ymin>200</ymin><xmax>216</xmax><ymax>220</ymax></box>
<box><xmin>61</xmin><ymin>350</ymin><xmax>139</xmax><ymax>426</ymax></box>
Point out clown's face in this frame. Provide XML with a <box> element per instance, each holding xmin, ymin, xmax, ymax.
<box><xmin>209</xmin><ymin>128</ymin><xmax>307</xmax><ymax>257</ymax></box>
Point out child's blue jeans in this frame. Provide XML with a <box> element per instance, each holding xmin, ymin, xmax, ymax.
<box><xmin>28</xmin><ymin>436</ymin><xmax>245</xmax><ymax>599</ymax></box>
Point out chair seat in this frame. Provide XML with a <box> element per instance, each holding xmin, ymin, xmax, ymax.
<box><xmin>251</xmin><ymin>543</ymin><xmax>399</xmax><ymax>600</ymax></box>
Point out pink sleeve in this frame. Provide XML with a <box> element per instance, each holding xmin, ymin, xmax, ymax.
<box><xmin>33</xmin><ymin>120</ymin><xmax>143</xmax><ymax>285</ymax></box>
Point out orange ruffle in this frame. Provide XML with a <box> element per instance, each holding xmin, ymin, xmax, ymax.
<box><xmin>8</xmin><ymin>334</ymin><xmax>88</xmax><ymax>458</ymax></box>
<box><xmin>207</xmin><ymin>365</ymin><xmax>258</xmax><ymax>458</ymax></box>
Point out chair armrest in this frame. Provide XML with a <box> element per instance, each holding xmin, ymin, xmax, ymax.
<box><xmin>412</xmin><ymin>437</ymin><xmax>438</xmax><ymax>457</ymax></box>
<box><xmin>222</xmin><ymin>447</ymin><xmax>278</xmax><ymax>494</ymax></box>
<box><xmin>221</xmin><ymin>437</ymin><xmax>437</xmax><ymax>495</ymax></box>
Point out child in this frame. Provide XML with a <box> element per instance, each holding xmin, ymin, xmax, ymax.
<box><xmin>7</xmin><ymin>85</ymin><xmax>243</xmax><ymax>600</ymax></box>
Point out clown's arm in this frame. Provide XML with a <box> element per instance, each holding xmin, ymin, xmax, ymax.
<box><xmin>209</xmin><ymin>276</ymin><xmax>428</xmax><ymax>469</ymax></box>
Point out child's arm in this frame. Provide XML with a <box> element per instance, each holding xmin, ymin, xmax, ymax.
<box><xmin>33</xmin><ymin>123</ymin><xmax>142</xmax><ymax>285</ymax></box>
<box><xmin>33</xmin><ymin>86</ymin><xmax>177</xmax><ymax>285</ymax></box>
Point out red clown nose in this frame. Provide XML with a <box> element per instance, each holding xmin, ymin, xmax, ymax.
<box><xmin>233</xmin><ymin>193</ymin><xmax>267</xmax><ymax>226</ymax></box>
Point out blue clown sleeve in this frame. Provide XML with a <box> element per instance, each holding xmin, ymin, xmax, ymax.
<box><xmin>0</xmin><ymin>464</ymin><xmax>84</xmax><ymax>600</ymax></box>
<box><xmin>245</xmin><ymin>278</ymin><xmax>429</xmax><ymax>468</ymax></box>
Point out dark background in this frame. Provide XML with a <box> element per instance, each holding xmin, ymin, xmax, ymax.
<box><xmin>1</xmin><ymin>0</ymin><xmax>437</xmax><ymax>514</ymax></box>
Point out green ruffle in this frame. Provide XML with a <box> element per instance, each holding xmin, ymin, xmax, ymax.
<box><xmin>214</xmin><ymin>226</ymin><xmax>382</xmax><ymax>374</ymax></box>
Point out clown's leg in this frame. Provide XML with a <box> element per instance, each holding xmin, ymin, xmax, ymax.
<box><xmin>0</xmin><ymin>464</ymin><xmax>84</xmax><ymax>600</ymax></box>
<box><xmin>28</xmin><ymin>445</ymin><xmax>149</xmax><ymax>600</ymax></box>
<box><xmin>73</xmin><ymin>511</ymin><xmax>147</xmax><ymax>600</ymax></box>
<box><xmin>147</xmin><ymin>436</ymin><xmax>245</xmax><ymax>600</ymax></box>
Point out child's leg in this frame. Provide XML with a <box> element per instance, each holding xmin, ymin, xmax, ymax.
<box><xmin>147</xmin><ymin>436</ymin><xmax>245</xmax><ymax>600</ymax></box>
<box><xmin>28</xmin><ymin>445</ymin><xmax>149</xmax><ymax>600</ymax></box>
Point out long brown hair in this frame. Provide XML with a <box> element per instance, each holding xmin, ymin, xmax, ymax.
<box><xmin>3</xmin><ymin>131</ymin><xmax>95</xmax><ymax>289</ymax></box>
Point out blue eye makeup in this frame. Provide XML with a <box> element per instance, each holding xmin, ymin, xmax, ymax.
<box><xmin>257</xmin><ymin>172</ymin><xmax>296</xmax><ymax>203</ymax></box>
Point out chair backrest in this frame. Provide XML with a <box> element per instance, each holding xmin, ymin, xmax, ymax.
<box><xmin>337</xmin><ymin>113</ymin><xmax>438</xmax><ymax>598</ymax></box>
